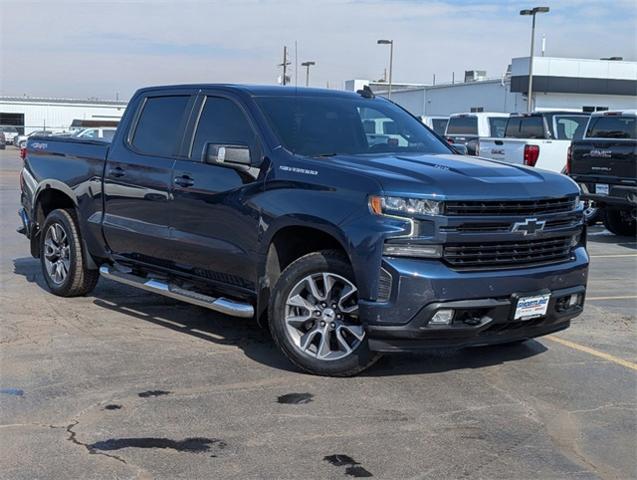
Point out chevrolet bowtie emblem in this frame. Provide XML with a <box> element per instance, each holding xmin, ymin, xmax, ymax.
<box><xmin>512</xmin><ymin>218</ymin><xmax>546</xmax><ymax>236</ymax></box>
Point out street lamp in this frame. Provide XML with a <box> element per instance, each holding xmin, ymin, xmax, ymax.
<box><xmin>520</xmin><ymin>6</ymin><xmax>549</xmax><ymax>112</ymax></box>
<box><xmin>377</xmin><ymin>39</ymin><xmax>394</xmax><ymax>99</ymax></box>
<box><xmin>301</xmin><ymin>61</ymin><xmax>316</xmax><ymax>87</ymax></box>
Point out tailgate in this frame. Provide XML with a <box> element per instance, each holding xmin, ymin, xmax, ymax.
<box><xmin>479</xmin><ymin>138</ymin><xmax>526</xmax><ymax>164</ymax></box>
<box><xmin>570</xmin><ymin>140</ymin><xmax>637</xmax><ymax>182</ymax></box>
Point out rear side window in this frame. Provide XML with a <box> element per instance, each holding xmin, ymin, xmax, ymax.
<box><xmin>488</xmin><ymin>117</ymin><xmax>508</xmax><ymax>138</ymax></box>
<box><xmin>431</xmin><ymin>118</ymin><xmax>448</xmax><ymax>136</ymax></box>
<box><xmin>446</xmin><ymin>116</ymin><xmax>478</xmax><ymax>135</ymax></box>
<box><xmin>587</xmin><ymin>116</ymin><xmax>636</xmax><ymax>139</ymax></box>
<box><xmin>132</xmin><ymin>95</ymin><xmax>190</xmax><ymax>156</ymax></box>
<box><xmin>505</xmin><ymin>116</ymin><xmax>545</xmax><ymax>139</ymax></box>
<box><xmin>191</xmin><ymin>97</ymin><xmax>256</xmax><ymax>159</ymax></box>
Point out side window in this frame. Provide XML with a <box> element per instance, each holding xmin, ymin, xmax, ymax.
<box><xmin>488</xmin><ymin>117</ymin><xmax>508</xmax><ymax>138</ymax></box>
<box><xmin>191</xmin><ymin>96</ymin><xmax>256</xmax><ymax>160</ymax></box>
<box><xmin>131</xmin><ymin>95</ymin><xmax>190</xmax><ymax>156</ymax></box>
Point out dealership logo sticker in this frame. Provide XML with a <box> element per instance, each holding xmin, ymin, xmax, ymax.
<box><xmin>31</xmin><ymin>142</ymin><xmax>48</xmax><ymax>150</ymax></box>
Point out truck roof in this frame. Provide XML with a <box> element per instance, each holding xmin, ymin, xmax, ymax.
<box><xmin>589</xmin><ymin>109</ymin><xmax>637</xmax><ymax>117</ymax></box>
<box><xmin>134</xmin><ymin>84</ymin><xmax>360</xmax><ymax>99</ymax></box>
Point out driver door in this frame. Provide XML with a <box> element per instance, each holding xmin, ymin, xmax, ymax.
<box><xmin>168</xmin><ymin>93</ymin><xmax>263</xmax><ymax>293</ymax></box>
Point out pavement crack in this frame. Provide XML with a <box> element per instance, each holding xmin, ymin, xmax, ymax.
<box><xmin>65</xmin><ymin>420</ymin><xmax>127</xmax><ymax>465</ymax></box>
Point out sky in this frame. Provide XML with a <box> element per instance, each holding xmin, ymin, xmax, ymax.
<box><xmin>1</xmin><ymin>0</ymin><xmax>635</xmax><ymax>101</ymax></box>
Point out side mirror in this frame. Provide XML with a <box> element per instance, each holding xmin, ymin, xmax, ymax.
<box><xmin>451</xmin><ymin>143</ymin><xmax>468</xmax><ymax>155</ymax></box>
<box><xmin>204</xmin><ymin>143</ymin><xmax>252</xmax><ymax>168</ymax></box>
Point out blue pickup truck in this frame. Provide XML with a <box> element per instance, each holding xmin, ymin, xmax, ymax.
<box><xmin>18</xmin><ymin>84</ymin><xmax>589</xmax><ymax>376</ymax></box>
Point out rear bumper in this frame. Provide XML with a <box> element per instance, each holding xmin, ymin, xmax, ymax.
<box><xmin>578</xmin><ymin>183</ymin><xmax>637</xmax><ymax>209</ymax></box>
<box><xmin>360</xmin><ymin>247</ymin><xmax>588</xmax><ymax>352</ymax></box>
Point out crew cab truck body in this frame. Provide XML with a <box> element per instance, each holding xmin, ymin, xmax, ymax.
<box><xmin>569</xmin><ymin>110</ymin><xmax>637</xmax><ymax>236</ymax></box>
<box><xmin>18</xmin><ymin>85</ymin><xmax>589</xmax><ymax>376</ymax></box>
<box><xmin>479</xmin><ymin>111</ymin><xmax>590</xmax><ymax>172</ymax></box>
<box><xmin>444</xmin><ymin>112</ymin><xmax>509</xmax><ymax>156</ymax></box>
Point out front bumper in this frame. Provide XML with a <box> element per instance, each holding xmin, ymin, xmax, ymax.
<box><xmin>360</xmin><ymin>247</ymin><xmax>588</xmax><ymax>352</ymax></box>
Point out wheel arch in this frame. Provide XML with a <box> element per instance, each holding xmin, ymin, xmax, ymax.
<box><xmin>256</xmin><ymin>220</ymin><xmax>352</xmax><ymax>327</ymax></box>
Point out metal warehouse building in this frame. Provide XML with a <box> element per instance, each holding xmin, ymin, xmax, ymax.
<box><xmin>348</xmin><ymin>56</ymin><xmax>637</xmax><ymax>116</ymax></box>
<box><xmin>0</xmin><ymin>97</ymin><xmax>127</xmax><ymax>135</ymax></box>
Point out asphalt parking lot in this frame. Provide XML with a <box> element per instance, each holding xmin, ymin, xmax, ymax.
<box><xmin>0</xmin><ymin>147</ymin><xmax>635</xmax><ymax>480</ymax></box>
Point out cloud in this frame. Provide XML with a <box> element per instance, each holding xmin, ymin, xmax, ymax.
<box><xmin>1</xmin><ymin>0</ymin><xmax>635</xmax><ymax>99</ymax></box>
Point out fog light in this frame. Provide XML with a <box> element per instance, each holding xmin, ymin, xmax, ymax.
<box><xmin>568</xmin><ymin>293</ymin><xmax>582</xmax><ymax>307</ymax></box>
<box><xmin>430</xmin><ymin>309</ymin><xmax>454</xmax><ymax>325</ymax></box>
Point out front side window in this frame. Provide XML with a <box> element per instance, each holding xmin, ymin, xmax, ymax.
<box><xmin>446</xmin><ymin>116</ymin><xmax>478</xmax><ymax>136</ymax></box>
<box><xmin>587</xmin><ymin>116</ymin><xmax>636</xmax><ymax>139</ymax></box>
<box><xmin>191</xmin><ymin>97</ymin><xmax>256</xmax><ymax>159</ymax></box>
<box><xmin>257</xmin><ymin>95</ymin><xmax>451</xmax><ymax>157</ymax></box>
<box><xmin>132</xmin><ymin>95</ymin><xmax>190</xmax><ymax>156</ymax></box>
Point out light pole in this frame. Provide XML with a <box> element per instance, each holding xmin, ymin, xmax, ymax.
<box><xmin>301</xmin><ymin>61</ymin><xmax>316</xmax><ymax>87</ymax></box>
<box><xmin>520</xmin><ymin>7</ymin><xmax>549</xmax><ymax>112</ymax></box>
<box><xmin>377</xmin><ymin>39</ymin><xmax>393</xmax><ymax>99</ymax></box>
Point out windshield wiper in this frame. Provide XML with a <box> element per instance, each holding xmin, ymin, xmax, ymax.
<box><xmin>312</xmin><ymin>152</ymin><xmax>339</xmax><ymax>157</ymax></box>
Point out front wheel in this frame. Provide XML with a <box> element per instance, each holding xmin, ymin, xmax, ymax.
<box><xmin>269</xmin><ymin>250</ymin><xmax>381</xmax><ymax>376</ymax></box>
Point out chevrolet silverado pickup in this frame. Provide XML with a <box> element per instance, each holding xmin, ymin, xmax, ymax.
<box><xmin>569</xmin><ymin>110</ymin><xmax>637</xmax><ymax>236</ymax></box>
<box><xmin>18</xmin><ymin>85</ymin><xmax>589</xmax><ymax>376</ymax></box>
<box><xmin>479</xmin><ymin>111</ymin><xmax>590</xmax><ymax>172</ymax></box>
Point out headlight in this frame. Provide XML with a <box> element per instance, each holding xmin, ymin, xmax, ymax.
<box><xmin>369</xmin><ymin>195</ymin><xmax>442</xmax><ymax>217</ymax></box>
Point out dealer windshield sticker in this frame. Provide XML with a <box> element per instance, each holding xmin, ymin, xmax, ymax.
<box><xmin>280</xmin><ymin>165</ymin><xmax>318</xmax><ymax>176</ymax></box>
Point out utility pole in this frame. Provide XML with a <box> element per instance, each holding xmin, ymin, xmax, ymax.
<box><xmin>278</xmin><ymin>46</ymin><xmax>291</xmax><ymax>85</ymax></box>
<box><xmin>377</xmin><ymin>40</ymin><xmax>394</xmax><ymax>99</ymax></box>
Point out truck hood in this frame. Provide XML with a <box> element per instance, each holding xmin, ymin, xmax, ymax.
<box><xmin>326</xmin><ymin>153</ymin><xmax>579</xmax><ymax>199</ymax></box>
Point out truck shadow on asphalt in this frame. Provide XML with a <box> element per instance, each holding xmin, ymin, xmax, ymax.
<box><xmin>14</xmin><ymin>256</ymin><xmax>546</xmax><ymax>377</ymax></box>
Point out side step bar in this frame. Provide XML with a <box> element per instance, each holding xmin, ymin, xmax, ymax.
<box><xmin>99</xmin><ymin>265</ymin><xmax>254</xmax><ymax>318</ymax></box>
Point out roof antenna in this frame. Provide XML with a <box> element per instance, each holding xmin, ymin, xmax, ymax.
<box><xmin>356</xmin><ymin>85</ymin><xmax>375</xmax><ymax>99</ymax></box>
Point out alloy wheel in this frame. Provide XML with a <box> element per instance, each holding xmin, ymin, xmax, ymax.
<box><xmin>43</xmin><ymin>223</ymin><xmax>70</xmax><ymax>285</ymax></box>
<box><xmin>284</xmin><ymin>272</ymin><xmax>364</xmax><ymax>361</ymax></box>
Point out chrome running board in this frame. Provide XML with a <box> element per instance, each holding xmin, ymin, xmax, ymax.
<box><xmin>99</xmin><ymin>265</ymin><xmax>254</xmax><ymax>318</ymax></box>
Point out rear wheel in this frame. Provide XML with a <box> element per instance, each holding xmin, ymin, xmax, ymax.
<box><xmin>269</xmin><ymin>250</ymin><xmax>381</xmax><ymax>376</ymax></box>
<box><xmin>603</xmin><ymin>208</ymin><xmax>637</xmax><ymax>237</ymax></box>
<box><xmin>40</xmin><ymin>209</ymin><xmax>99</xmax><ymax>296</ymax></box>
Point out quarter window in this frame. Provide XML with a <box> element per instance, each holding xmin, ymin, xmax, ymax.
<box><xmin>131</xmin><ymin>95</ymin><xmax>190</xmax><ymax>156</ymax></box>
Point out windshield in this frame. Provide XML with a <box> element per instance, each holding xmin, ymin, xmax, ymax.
<box><xmin>256</xmin><ymin>95</ymin><xmax>451</xmax><ymax>157</ymax></box>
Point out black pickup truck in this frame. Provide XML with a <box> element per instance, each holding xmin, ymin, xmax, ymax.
<box><xmin>569</xmin><ymin>110</ymin><xmax>637</xmax><ymax>236</ymax></box>
<box><xmin>19</xmin><ymin>84</ymin><xmax>588</xmax><ymax>376</ymax></box>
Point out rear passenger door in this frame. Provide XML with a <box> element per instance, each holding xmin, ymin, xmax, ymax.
<box><xmin>169</xmin><ymin>92</ymin><xmax>263</xmax><ymax>294</ymax></box>
<box><xmin>103</xmin><ymin>92</ymin><xmax>195</xmax><ymax>265</ymax></box>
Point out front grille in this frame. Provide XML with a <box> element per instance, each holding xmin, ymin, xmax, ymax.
<box><xmin>443</xmin><ymin>235</ymin><xmax>573</xmax><ymax>270</ymax></box>
<box><xmin>440</xmin><ymin>217</ymin><xmax>581</xmax><ymax>234</ymax></box>
<box><xmin>445</xmin><ymin>197</ymin><xmax>576</xmax><ymax>216</ymax></box>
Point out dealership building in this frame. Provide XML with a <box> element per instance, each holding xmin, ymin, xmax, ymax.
<box><xmin>0</xmin><ymin>96</ymin><xmax>127</xmax><ymax>135</ymax></box>
<box><xmin>347</xmin><ymin>56</ymin><xmax>637</xmax><ymax>116</ymax></box>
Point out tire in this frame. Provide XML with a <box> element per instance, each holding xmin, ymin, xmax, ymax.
<box><xmin>40</xmin><ymin>209</ymin><xmax>99</xmax><ymax>296</ymax></box>
<box><xmin>603</xmin><ymin>208</ymin><xmax>637</xmax><ymax>237</ymax></box>
<box><xmin>581</xmin><ymin>200</ymin><xmax>602</xmax><ymax>226</ymax></box>
<box><xmin>269</xmin><ymin>250</ymin><xmax>381</xmax><ymax>377</ymax></box>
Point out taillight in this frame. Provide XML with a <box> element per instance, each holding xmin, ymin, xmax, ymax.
<box><xmin>19</xmin><ymin>147</ymin><xmax>26</xmax><ymax>161</ymax></box>
<box><xmin>523</xmin><ymin>144</ymin><xmax>540</xmax><ymax>166</ymax></box>
<box><xmin>565</xmin><ymin>145</ymin><xmax>572</xmax><ymax>174</ymax></box>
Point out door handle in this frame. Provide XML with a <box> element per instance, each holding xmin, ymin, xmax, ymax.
<box><xmin>174</xmin><ymin>174</ymin><xmax>194</xmax><ymax>188</ymax></box>
<box><xmin>109</xmin><ymin>166</ymin><xmax>125</xmax><ymax>178</ymax></box>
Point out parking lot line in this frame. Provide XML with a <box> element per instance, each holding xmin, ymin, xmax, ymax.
<box><xmin>590</xmin><ymin>254</ymin><xmax>637</xmax><ymax>258</ymax></box>
<box><xmin>545</xmin><ymin>336</ymin><xmax>637</xmax><ymax>371</ymax></box>
<box><xmin>586</xmin><ymin>295</ymin><xmax>637</xmax><ymax>301</ymax></box>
